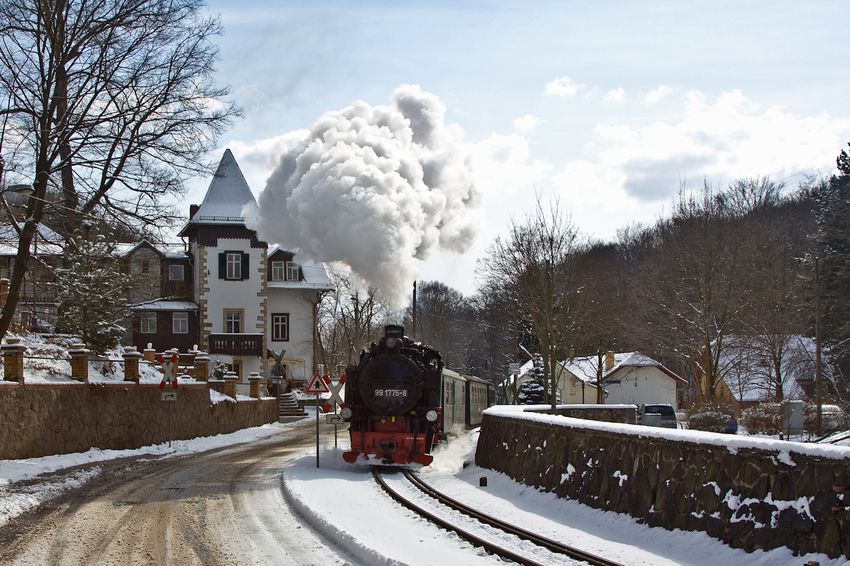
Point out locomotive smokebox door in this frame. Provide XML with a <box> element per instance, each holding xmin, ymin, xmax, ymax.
<box><xmin>358</xmin><ymin>354</ymin><xmax>424</xmax><ymax>415</ymax></box>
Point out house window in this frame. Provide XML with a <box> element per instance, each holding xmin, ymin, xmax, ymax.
<box><xmin>169</xmin><ymin>265</ymin><xmax>184</xmax><ymax>281</ymax></box>
<box><xmin>227</xmin><ymin>253</ymin><xmax>241</xmax><ymax>280</ymax></box>
<box><xmin>219</xmin><ymin>252</ymin><xmax>249</xmax><ymax>280</ymax></box>
<box><xmin>141</xmin><ymin>261</ymin><xmax>150</xmax><ymax>274</ymax></box>
<box><xmin>224</xmin><ymin>309</ymin><xmax>242</xmax><ymax>333</ymax></box>
<box><xmin>140</xmin><ymin>312</ymin><xmax>156</xmax><ymax>334</ymax></box>
<box><xmin>173</xmin><ymin>312</ymin><xmax>188</xmax><ymax>334</ymax></box>
<box><xmin>272</xmin><ymin>313</ymin><xmax>289</xmax><ymax>341</ymax></box>
<box><xmin>271</xmin><ymin>261</ymin><xmax>284</xmax><ymax>281</ymax></box>
<box><xmin>286</xmin><ymin>261</ymin><xmax>299</xmax><ymax>281</ymax></box>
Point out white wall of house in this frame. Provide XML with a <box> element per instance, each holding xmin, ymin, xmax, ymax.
<box><xmin>558</xmin><ymin>372</ymin><xmax>596</xmax><ymax>404</ymax></box>
<box><xmin>602</xmin><ymin>367</ymin><xmax>679</xmax><ymax>409</ymax></box>
<box><xmin>267</xmin><ymin>287</ymin><xmax>319</xmax><ymax>382</ymax></box>
<box><xmin>197</xmin><ymin>238</ymin><xmax>267</xmax><ymax>381</ymax></box>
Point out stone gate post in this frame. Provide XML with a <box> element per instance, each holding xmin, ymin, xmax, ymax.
<box><xmin>123</xmin><ymin>346</ymin><xmax>142</xmax><ymax>383</ymax></box>
<box><xmin>68</xmin><ymin>343</ymin><xmax>89</xmax><ymax>383</ymax></box>
<box><xmin>1</xmin><ymin>337</ymin><xmax>26</xmax><ymax>383</ymax></box>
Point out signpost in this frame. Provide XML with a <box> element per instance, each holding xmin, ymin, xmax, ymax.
<box><xmin>158</xmin><ymin>352</ymin><xmax>179</xmax><ymax>447</ymax></box>
<box><xmin>321</xmin><ymin>375</ymin><xmax>346</xmax><ymax>447</ymax></box>
<box><xmin>306</xmin><ymin>371</ymin><xmax>330</xmax><ymax>467</ymax></box>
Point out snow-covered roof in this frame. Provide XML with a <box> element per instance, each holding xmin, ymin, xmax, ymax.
<box><xmin>130</xmin><ymin>300</ymin><xmax>198</xmax><ymax>311</ymax></box>
<box><xmin>720</xmin><ymin>335</ymin><xmax>821</xmax><ymax>403</ymax></box>
<box><xmin>559</xmin><ymin>353</ymin><xmax>632</xmax><ymax>383</ymax></box>
<box><xmin>268</xmin><ymin>260</ymin><xmax>334</xmax><ymax>291</ymax></box>
<box><xmin>604</xmin><ymin>352</ymin><xmax>687</xmax><ymax>384</ymax></box>
<box><xmin>179</xmin><ymin>149</ymin><xmax>257</xmax><ymax>233</ymax></box>
<box><xmin>116</xmin><ymin>240</ymin><xmax>189</xmax><ymax>259</ymax></box>
<box><xmin>0</xmin><ymin>223</ymin><xmax>64</xmax><ymax>255</ymax></box>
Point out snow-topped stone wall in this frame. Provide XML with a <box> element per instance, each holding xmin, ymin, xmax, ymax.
<box><xmin>0</xmin><ymin>382</ymin><xmax>277</xmax><ymax>460</ymax></box>
<box><xmin>475</xmin><ymin>405</ymin><xmax>850</xmax><ymax>559</ymax></box>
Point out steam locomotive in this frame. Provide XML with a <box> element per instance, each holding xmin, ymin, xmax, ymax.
<box><xmin>341</xmin><ymin>325</ymin><xmax>443</xmax><ymax>465</ymax></box>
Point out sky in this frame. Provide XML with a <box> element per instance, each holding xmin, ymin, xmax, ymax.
<box><xmin>183</xmin><ymin>0</ymin><xmax>850</xmax><ymax>298</ymax></box>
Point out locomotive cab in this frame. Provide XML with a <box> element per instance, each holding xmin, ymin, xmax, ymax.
<box><xmin>342</xmin><ymin>325</ymin><xmax>443</xmax><ymax>465</ymax></box>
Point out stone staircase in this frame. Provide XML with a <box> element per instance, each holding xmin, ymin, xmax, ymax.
<box><xmin>278</xmin><ymin>392</ymin><xmax>307</xmax><ymax>420</ymax></box>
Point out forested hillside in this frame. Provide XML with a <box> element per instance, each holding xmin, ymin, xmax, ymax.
<box><xmin>318</xmin><ymin>147</ymin><xmax>850</xmax><ymax>411</ymax></box>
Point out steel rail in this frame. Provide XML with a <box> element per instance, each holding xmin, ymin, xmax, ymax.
<box><xmin>401</xmin><ymin>469</ymin><xmax>624</xmax><ymax>566</ymax></box>
<box><xmin>372</xmin><ymin>468</ymin><xmax>549</xmax><ymax>566</ymax></box>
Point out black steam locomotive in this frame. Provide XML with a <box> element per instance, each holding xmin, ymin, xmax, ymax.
<box><xmin>341</xmin><ymin>325</ymin><xmax>443</xmax><ymax>466</ymax></box>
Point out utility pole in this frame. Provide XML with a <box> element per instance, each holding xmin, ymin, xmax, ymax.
<box><xmin>816</xmin><ymin>256</ymin><xmax>823</xmax><ymax>437</ymax></box>
<box><xmin>411</xmin><ymin>281</ymin><xmax>416</xmax><ymax>341</ymax></box>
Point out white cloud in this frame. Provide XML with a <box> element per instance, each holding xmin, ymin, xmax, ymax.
<box><xmin>644</xmin><ymin>85</ymin><xmax>672</xmax><ymax>104</ymax></box>
<box><xmin>606</xmin><ymin>88</ymin><xmax>626</xmax><ymax>103</ymax></box>
<box><xmin>513</xmin><ymin>114</ymin><xmax>540</xmax><ymax>131</ymax></box>
<box><xmin>545</xmin><ymin>76</ymin><xmax>585</xmax><ymax>97</ymax></box>
<box><xmin>555</xmin><ymin>89</ymin><xmax>850</xmax><ymax>211</ymax></box>
<box><xmin>470</xmin><ymin>133</ymin><xmax>553</xmax><ymax>196</ymax></box>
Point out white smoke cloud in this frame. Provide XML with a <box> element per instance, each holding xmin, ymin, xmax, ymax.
<box><xmin>243</xmin><ymin>85</ymin><xmax>482</xmax><ymax>305</ymax></box>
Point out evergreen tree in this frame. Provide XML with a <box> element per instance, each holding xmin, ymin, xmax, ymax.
<box><xmin>55</xmin><ymin>222</ymin><xmax>129</xmax><ymax>354</ymax></box>
<box><xmin>517</xmin><ymin>354</ymin><xmax>547</xmax><ymax>404</ymax></box>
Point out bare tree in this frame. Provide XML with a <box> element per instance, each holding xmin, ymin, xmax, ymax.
<box><xmin>317</xmin><ymin>270</ymin><xmax>393</xmax><ymax>375</ymax></box>
<box><xmin>404</xmin><ymin>280</ymin><xmax>475</xmax><ymax>371</ymax></box>
<box><xmin>635</xmin><ymin>182</ymin><xmax>746</xmax><ymax>399</ymax></box>
<box><xmin>478</xmin><ymin>196</ymin><xmax>587</xmax><ymax>411</ymax></box>
<box><xmin>0</xmin><ymin>0</ymin><xmax>238</xmax><ymax>340</ymax></box>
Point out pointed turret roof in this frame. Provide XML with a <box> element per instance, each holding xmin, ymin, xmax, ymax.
<box><xmin>179</xmin><ymin>150</ymin><xmax>256</xmax><ymax>235</ymax></box>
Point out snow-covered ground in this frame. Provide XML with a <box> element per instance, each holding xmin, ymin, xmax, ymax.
<box><xmin>1</xmin><ymin>412</ymin><xmax>847</xmax><ymax>565</ymax></box>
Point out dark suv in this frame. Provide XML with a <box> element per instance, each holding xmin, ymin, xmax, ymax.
<box><xmin>636</xmin><ymin>404</ymin><xmax>678</xmax><ymax>428</ymax></box>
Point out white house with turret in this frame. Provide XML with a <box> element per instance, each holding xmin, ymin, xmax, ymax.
<box><xmin>125</xmin><ymin>149</ymin><xmax>332</xmax><ymax>389</ymax></box>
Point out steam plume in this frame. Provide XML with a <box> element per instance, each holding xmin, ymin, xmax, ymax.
<box><xmin>244</xmin><ymin>85</ymin><xmax>481</xmax><ymax>304</ymax></box>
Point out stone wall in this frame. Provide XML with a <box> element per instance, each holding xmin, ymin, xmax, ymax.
<box><xmin>0</xmin><ymin>381</ymin><xmax>277</xmax><ymax>460</ymax></box>
<box><xmin>475</xmin><ymin>406</ymin><xmax>850</xmax><ymax>559</ymax></box>
<box><xmin>525</xmin><ymin>403</ymin><xmax>636</xmax><ymax>424</ymax></box>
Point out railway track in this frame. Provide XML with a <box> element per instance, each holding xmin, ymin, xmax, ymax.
<box><xmin>372</xmin><ymin>467</ymin><xmax>624</xmax><ymax>566</ymax></box>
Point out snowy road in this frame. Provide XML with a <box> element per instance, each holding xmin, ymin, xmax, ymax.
<box><xmin>0</xmin><ymin>419</ymin><xmax>359</xmax><ymax>566</ymax></box>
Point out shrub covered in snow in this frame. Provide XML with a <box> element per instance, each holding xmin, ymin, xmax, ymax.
<box><xmin>688</xmin><ymin>401</ymin><xmax>735</xmax><ymax>433</ymax></box>
<box><xmin>740</xmin><ymin>403</ymin><xmax>780</xmax><ymax>435</ymax></box>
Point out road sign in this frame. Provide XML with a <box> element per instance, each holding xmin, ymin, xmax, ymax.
<box><xmin>509</xmin><ymin>362</ymin><xmax>521</xmax><ymax>375</ymax></box>
<box><xmin>321</xmin><ymin>375</ymin><xmax>345</xmax><ymax>413</ymax></box>
<box><xmin>326</xmin><ymin>414</ymin><xmax>344</xmax><ymax>424</ymax></box>
<box><xmin>157</xmin><ymin>353</ymin><xmax>179</xmax><ymax>390</ymax></box>
<box><xmin>161</xmin><ymin>390</ymin><xmax>178</xmax><ymax>402</ymax></box>
<box><xmin>306</xmin><ymin>373</ymin><xmax>330</xmax><ymax>394</ymax></box>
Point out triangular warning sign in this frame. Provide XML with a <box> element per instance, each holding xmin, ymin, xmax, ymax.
<box><xmin>306</xmin><ymin>373</ymin><xmax>330</xmax><ymax>394</ymax></box>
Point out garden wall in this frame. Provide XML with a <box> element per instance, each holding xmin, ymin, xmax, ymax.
<box><xmin>0</xmin><ymin>381</ymin><xmax>277</xmax><ymax>460</ymax></box>
<box><xmin>475</xmin><ymin>405</ymin><xmax>850</xmax><ymax>559</ymax></box>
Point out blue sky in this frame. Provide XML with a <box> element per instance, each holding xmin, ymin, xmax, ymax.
<box><xmin>188</xmin><ymin>0</ymin><xmax>850</xmax><ymax>296</ymax></box>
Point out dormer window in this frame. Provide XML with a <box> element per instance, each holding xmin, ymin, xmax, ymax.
<box><xmin>286</xmin><ymin>261</ymin><xmax>299</xmax><ymax>281</ymax></box>
<box><xmin>271</xmin><ymin>261</ymin><xmax>285</xmax><ymax>281</ymax></box>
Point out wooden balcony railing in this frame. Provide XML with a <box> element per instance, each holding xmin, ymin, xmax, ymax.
<box><xmin>207</xmin><ymin>333</ymin><xmax>264</xmax><ymax>357</ymax></box>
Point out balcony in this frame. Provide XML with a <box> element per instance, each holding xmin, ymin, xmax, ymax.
<box><xmin>208</xmin><ymin>333</ymin><xmax>263</xmax><ymax>357</ymax></box>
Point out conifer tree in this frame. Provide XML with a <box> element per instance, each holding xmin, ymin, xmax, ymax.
<box><xmin>55</xmin><ymin>222</ymin><xmax>129</xmax><ymax>354</ymax></box>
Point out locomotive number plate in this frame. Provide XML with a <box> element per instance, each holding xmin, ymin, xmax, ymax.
<box><xmin>374</xmin><ymin>389</ymin><xmax>408</xmax><ymax>397</ymax></box>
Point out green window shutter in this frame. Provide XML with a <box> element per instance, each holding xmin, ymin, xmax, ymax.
<box><xmin>241</xmin><ymin>253</ymin><xmax>250</xmax><ymax>280</ymax></box>
<box><xmin>218</xmin><ymin>253</ymin><xmax>226</xmax><ymax>279</ymax></box>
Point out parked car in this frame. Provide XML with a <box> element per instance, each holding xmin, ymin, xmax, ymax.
<box><xmin>636</xmin><ymin>404</ymin><xmax>678</xmax><ymax>428</ymax></box>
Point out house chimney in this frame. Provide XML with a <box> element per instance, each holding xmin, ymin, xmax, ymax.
<box><xmin>604</xmin><ymin>351</ymin><xmax>616</xmax><ymax>371</ymax></box>
<box><xmin>189</xmin><ymin>204</ymin><xmax>199</xmax><ymax>219</ymax></box>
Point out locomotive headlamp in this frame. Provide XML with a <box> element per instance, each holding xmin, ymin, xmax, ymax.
<box><xmin>385</xmin><ymin>336</ymin><xmax>398</xmax><ymax>349</ymax></box>
<box><xmin>341</xmin><ymin>407</ymin><xmax>353</xmax><ymax>419</ymax></box>
<box><xmin>426</xmin><ymin>410</ymin><xmax>438</xmax><ymax>422</ymax></box>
